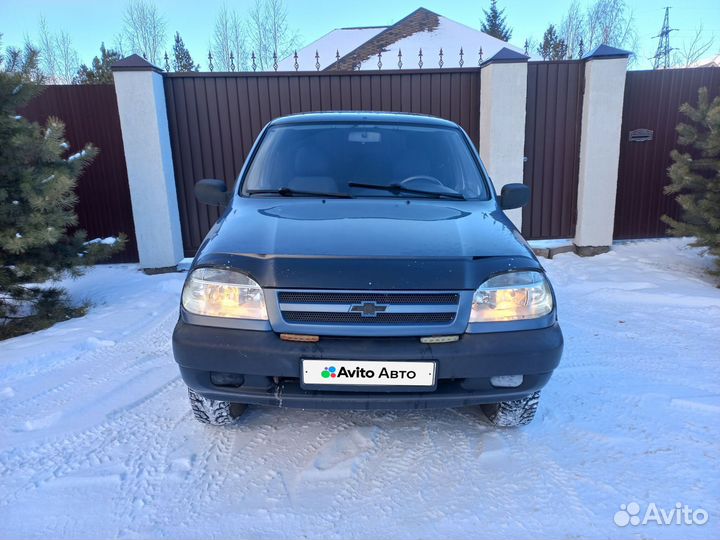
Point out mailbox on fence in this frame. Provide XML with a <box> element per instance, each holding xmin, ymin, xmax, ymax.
<box><xmin>628</xmin><ymin>128</ymin><xmax>654</xmax><ymax>142</ymax></box>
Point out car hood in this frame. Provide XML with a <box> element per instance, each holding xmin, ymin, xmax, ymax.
<box><xmin>194</xmin><ymin>198</ymin><xmax>539</xmax><ymax>289</ymax></box>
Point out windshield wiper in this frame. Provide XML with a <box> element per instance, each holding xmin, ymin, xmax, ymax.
<box><xmin>247</xmin><ymin>187</ymin><xmax>353</xmax><ymax>199</ymax></box>
<box><xmin>347</xmin><ymin>182</ymin><xmax>465</xmax><ymax>200</ymax></box>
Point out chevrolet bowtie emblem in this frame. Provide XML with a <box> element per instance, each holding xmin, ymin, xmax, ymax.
<box><xmin>350</xmin><ymin>301</ymin><xmax>388</xmax><ymax>317</ymax></box>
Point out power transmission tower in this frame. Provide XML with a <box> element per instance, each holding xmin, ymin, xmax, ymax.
<box><xmin>651</xmin><ymin>6</ymin><xmax>676</xmax><ymax>69</ymax></box>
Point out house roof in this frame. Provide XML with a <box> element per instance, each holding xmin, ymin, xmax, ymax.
<box><xmin>689</xmin><ymin>53</ymin><xmax>720</xmax><ymax>68</ymax></box>
<box><xmin>277</xmin><ymin>7</ymin><xmax>523</xmax><ymax>72</ymax></box>
<box><xmin>276</xmin><ymin>26</ymin><xmax>387</xmax><ymax>71</ymax></box>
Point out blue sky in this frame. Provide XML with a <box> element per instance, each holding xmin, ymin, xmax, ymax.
<box><xmin>1</xmin><ymin>0</ymin><xmax>719</xmax><ymax>70</ymax></box>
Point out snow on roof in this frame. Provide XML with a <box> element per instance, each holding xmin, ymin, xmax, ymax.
<box><xmin>277</xmin><ymin>26</ymin><xmax>387</xmax><ymax>71</ymax></box>
<box><xmin>354</xmin><ymin>15</ymin><xmax>523</xmax><ymax>70</ymax></box>
<box><xmin>688</xmin><ymin>53</ymin><xmax>720</xmax><ymax>68</ymax></box>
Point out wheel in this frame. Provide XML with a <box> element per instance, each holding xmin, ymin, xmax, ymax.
<box><xmin>481</xmin><ymin>391</ymin><xmax>541</xmax><ymax>427</ymax></box>
<box><xmin>187</xmin><ymin>387</ymin><xmax>247</xmax><ymax>425</ymax></box>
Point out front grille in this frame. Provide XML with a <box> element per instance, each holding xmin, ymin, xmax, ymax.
<box><xmin>278</xmin><ymin>292</ymin><xmax>459</xmax><ymax>305</ymax></box>
<box><xmin>277</xmin><ymin>290</ymin><xmax>460</xmax><ymax>327</ymax></box>
<box><xmin>283</xmin><ymin>311</ymin><xmax>455</xmax><ymax>325</ymax></box>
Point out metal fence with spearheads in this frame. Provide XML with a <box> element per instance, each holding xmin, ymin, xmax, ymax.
<box><xmin>163</xmin><ymin>47</ymin><xmax>485</xmax><ymax>72</ymax></box>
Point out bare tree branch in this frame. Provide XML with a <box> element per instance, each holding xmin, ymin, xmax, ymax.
<box><xmin>213</xmin><ymin>4</ymin><xmax>248</xmax><ymax>70</ymax></box>
<box><xmin>672</xmin><ymin>26</ymin><xmax>715</xmax><ymax>67</ymax></box>
<box><xmin>113</xmin><ymin>33</ymin><xmax>127</xmax><ymax>58</ymax></box>
<box><xmin>38</xmin><ymin>16</ymin><xmax>57</xmax><ymax>80</ymax></box>
<box><xmin>247</xmin><ymin>0</ymin><xmax>298</xmax><ymax>70</ymax></box>
<box><xmin>560</xmin><ymin>0</ymin><xmax>584</xmax><ymax>59</ymax></box>
<box><xmin>36</xmin><ymin>17</ymin><xmax>78</xmax><ymax>83</ymax></box>
<box><xmin>265</xmin><ymin>0</ymin><xmax>298</xmax><ymax>62</ymax></box>
<box><xmin>122</xmin><ymin>0</ymin><xmax>167</xmax><ymax>65</ymax></box>
<box><xmin>247</xmin><ymin>0</ymin><xmax>270</xmax><ymax>70</ymax></box>
<box><xmin>554</xmin><ymin>0</ymin><xmax>638</xmax><ymax>64</ymax></box>
<box><xmin>584</xmin><ymin>0</ymin><xmax>637</xmax><ymax>54</ymax></box>
<box><xmin>55</xmin><ymin>30</ymin><xmax>79</xmax><ymax>84</ymax></box>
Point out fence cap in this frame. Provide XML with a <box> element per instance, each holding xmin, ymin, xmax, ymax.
<box><xmin>482</xmin><ymin>47</ymin><xmax>529</xmax><ymax>66</ymax></box>
<box><xmin>583</xmin><ymin>44</ymin><xmax>631</xmax><ymax>60</ymax></box>
<box><xmin>111</xmin><ymin>54</ymin><xmax>163</xmax><ymax>73</ymax></box>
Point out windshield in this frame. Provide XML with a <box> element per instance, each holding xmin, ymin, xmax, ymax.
<box><xmin>240</xmin><ymin>123</ymin><xmax>489</xmax><ymax>199</ymax></box>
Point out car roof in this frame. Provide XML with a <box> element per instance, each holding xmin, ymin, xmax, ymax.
<box><xmin>269</xmin><ymin>111</ymin><xmax>460</xmax><ymax>128</ymax></box>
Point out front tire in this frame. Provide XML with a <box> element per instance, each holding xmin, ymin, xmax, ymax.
<box><xmin>481</xmin><ymin>391</ymin><xmax>541</xmax><ymax>427</ymax></box>
<box><xmin>187</xmin><ymin>387</ymin><xmax>247</xmax><ymax>425</ymax></box>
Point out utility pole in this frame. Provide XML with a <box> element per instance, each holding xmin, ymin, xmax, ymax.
<box><xmin>651</xmin><ymin>7</ymin><xmax>675</xmax><ymax>69</ymax></box>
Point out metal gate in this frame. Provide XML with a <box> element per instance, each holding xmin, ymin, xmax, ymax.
<box><xmin>163</xmin><ymin>68</ymin><xmax>481</xmax><ymax>255</ymax></box>
<box><xmin>614</xmin><ymin>67</ymin><xmax>720</xmax><ymax>239</ymax></box>
<box><xmin>522</xmin><ymin>60</ymin><xmax>585</xmax><ymax>240</ymax></box>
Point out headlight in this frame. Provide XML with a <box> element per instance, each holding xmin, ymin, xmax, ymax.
<box><xmin>182</xmin><ymin>268</ymin><xmax>268</xmax><ymax>320</ymax></box>
<box><xmin>469</xmin><ymin>271</ymin><xmax>553</xmax><ymax>323</ymax></box>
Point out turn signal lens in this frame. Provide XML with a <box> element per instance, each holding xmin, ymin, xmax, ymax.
<box><xmin>280</xmin><ymin>333</ymin><xmax>320</xmax><ymax>342</ymax></box>
<box><xmin>420</xmin><ymin>335</ymin><xmax>460</xmax><ymax>344</ymax></box>
<box><xmin>469</xmin><ymin>271</ymin><xmax>553</xmax><ymax>323</ymax></box>
<box><xmin>182</xmin><ymin>268</ymin><xmax>268</xmax><ymax>320</ymax></box>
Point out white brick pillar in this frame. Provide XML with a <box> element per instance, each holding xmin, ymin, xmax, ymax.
<box><xmin>112</xmin><ymin>55</ymin><xmax>183</xmax><ymax>270</ymax></box>
<box><xmin>574</xmin><ymin>45</ymin><xmax>630</xmax><ymax>255</ymax></box>
<box><xmin>479</xmin><ymin>47</ymin><xmax>529</xmax><ymax>229</ymax></box>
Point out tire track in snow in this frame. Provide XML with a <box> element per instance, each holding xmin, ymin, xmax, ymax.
<box><xmin>113</xmin><ymin>410</ymin><xmax>190</xmax><ymax>536</ymax></box>
<box><xmin>0</xmin><ymin>293</ymin><xmax>179</xmax><ymax>384</ymax></box>
<box><xmin>335</xmin><ymin>411</ymin><xmax>473</xmax><ymax>527</ymax></box>
<box><xmin>0</xmin><ymin>373</ymin><xmax>184</xmax><ymax>513</ymax></box>
<box><xmin>177</xmin><ymin>410</ymin><xmax>359</xmax><ymax>529</ymax></box>
<box><xmin>105</xmin><ymin>378</ymin><xmax>193</xmax><ymax>536</ymax></box>
<box><xmin>0</xmin><ymin>310</ymin><xmax>181</xmax><ymax>513</ymax></box>
<box><xmin>174</xmin><ymin>425</ymin><xmax>237</xmax><ymax>527</ymax></box>
<box><xmin>0</xmin><ymin>421</ymin><xmax>124</xmax><ymax>508</ymax></box>
<box><xmin>0</xmin><ymin>308</ymin><xmax>177</xmax><ymax>423</ymax></box>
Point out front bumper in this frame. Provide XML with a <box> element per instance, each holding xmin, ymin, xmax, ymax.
<box><xmin>172</xmin><ymin>321</ymin><xmax>563</xmax><ymax>410</ymax></box>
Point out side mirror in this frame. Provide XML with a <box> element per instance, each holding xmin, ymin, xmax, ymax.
<box><xmin>500</xmin><ymin>183</ymin><xmax>530</xmax><ymax>210</ymax></box>
<box><xmin>194</xmin><ymin>179</ymin><xmax>229</xmax><ymax>206</ymax></box>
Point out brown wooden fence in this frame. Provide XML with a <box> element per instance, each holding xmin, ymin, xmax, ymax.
<box><xmin>614</xmin><ymin>67</ymin><xmax>720</xmax><ymax>239</ymax></box>
<box><xmin>163</xmin><ymin>68</ymin><xmax>481</xmax><ymax>255</ymax></box>
<box><xmin>20</xmin><ymin>85</ymin><xmax>138</xmax><ymax>262</ymax></box>
<box><xmin>522</xmin><ymin>60</ymin><xmax>585</xmax><ymax>240</ymax></box>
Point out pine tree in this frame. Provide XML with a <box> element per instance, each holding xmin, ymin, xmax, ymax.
<box><xmin>0</xmin><ymin>70</ymin><xmax>125</xmax><ymax>337</ymax></box>
<box><xmin>74</xmin><ymin>43</ymin><xmax>122</xmax><ymax>84</ymax></box>
<box><xmin>481</xmin><ymin>0</ymin><xmax>513</xmax><ymax>41</ymax></box>
<box><xmin>537</xmin><ymin>25</ymin><xmax>568</xmax><ymax>60</ymax></box>
<box><xmin>662</xmin><ymin>87</ymin><xmax>720</xmax><ymax>275</ymax></box>
<box><xmin>172</xmin><ymin>32</ymin><xmax>199</xmax><ymax>72</ymax></box>
<box><xmin>4</xmin><ymin>41</ymin><xmax>43</xmax><ymax>82</ymax></box>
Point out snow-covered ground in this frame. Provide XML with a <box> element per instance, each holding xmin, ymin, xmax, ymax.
<box><xmin>1</xmin><ymin>238</ymin><xmax>718</xmax><ymax>539</ymax></box>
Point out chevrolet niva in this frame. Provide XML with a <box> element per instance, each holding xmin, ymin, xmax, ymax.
<box><xmin>172</xmin><ymin>112</ymin><xmax>563</xmax><ymax>427</ymax></box>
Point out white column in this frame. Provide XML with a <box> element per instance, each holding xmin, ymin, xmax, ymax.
<box><xmin>112</xmin><ymin>55</ymin><xmax>184</xmax><ymax>270</ymax></box>
<box><xmin>574</xmin><ymin>46</ymin><xmax>630</xmax><ymax>255</ymax></box>
<box><xmin>479</xmin><ymin>48</ymin><xmax>529</xmax><ymax>229</ymax></box>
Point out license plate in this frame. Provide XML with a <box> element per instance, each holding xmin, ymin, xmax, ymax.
<box><xmin>302</xmin><ymin>360</ymin><xmax>436</xmax><ymax>387</ymax></box>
